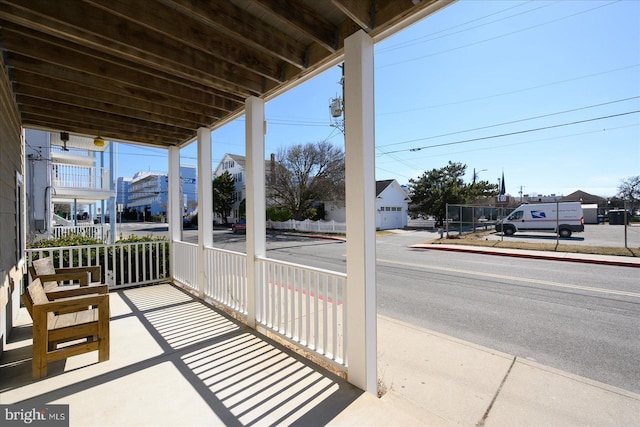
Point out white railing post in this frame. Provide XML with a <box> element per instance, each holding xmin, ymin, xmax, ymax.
<box><xmin>246</xmin><ymin>96</ymin><xmax>266</xmax><ymax>327</ymax></box>
<box><xmin>345</xmin><ymin>30</ymin><xmax>377</xmax><ymax>394</ymax></box>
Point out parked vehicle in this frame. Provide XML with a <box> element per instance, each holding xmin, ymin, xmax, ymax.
<box><xmin>495</xmin><ymin>202</ymin><xmax>584</xmax><ymax>238</ymax></box>
<box><xmin>232</xmin><ymin>218</ymin><xmax>246</xmax><ymax>234</ymax></box>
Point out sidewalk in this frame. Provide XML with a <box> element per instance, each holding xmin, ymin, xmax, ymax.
<box><xmin>410</xmin><ymin>243</ymin><xmax>640</xmax><ymax>268</ymax></box>
<box><xmin>331</xmin><ymin>243</ymin><xmax>640</xmax><ymax>426</ymax></box>
<box><xmin>331</xmin><ymin>316</ymin><xmax>640</xmax><ymax>426</ymax></box>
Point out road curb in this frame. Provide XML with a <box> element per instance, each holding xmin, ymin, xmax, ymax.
<box><xmin>410</xmin><ymin>244</ymin><xmax>640</xmax><ymax>268</ymax></box>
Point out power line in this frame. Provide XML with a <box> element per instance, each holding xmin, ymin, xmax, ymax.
<box><xmin>378</xmin><ymin>1</ymin><xmax>556</xmax><ymax>54</ymax></box>
<box><xmin>392</xmin><ymin>123</ymin><xmax>639</xmax><ymax>162</ymax></box>
<box><xmin>379</xmin><ymin>110</ymin><xmax>640</xmax><ymax>155</ymax></box>
<box><xmin>378</xmin><ymin>1</ymin><xmax>620</xmax><ymax>69</ymax></box>
<box><xmin>377</xmin><ymin>96</ymin><xmax>640</xmax><ymax>149</ymax></box>
<box><xmin>377</xmin><ymin>64</ymin><xmax>640</xmax><ymax>117</ymax></box>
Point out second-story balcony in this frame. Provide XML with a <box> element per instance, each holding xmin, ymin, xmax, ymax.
<box><xmin>52</xmin><ymin>163</ymin><xmax>113</xmax><ymax>201</ymax></box>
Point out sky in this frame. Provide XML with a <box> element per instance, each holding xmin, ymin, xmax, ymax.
<box><xmin>116</xmin><ymin>0</ymin><xmax>640</xmax><ymax>199</ymax></box>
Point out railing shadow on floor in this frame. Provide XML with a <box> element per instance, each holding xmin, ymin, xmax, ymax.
<box><xmin>0</xmin><ymin>283</ymin><xmax>362</xmax><ymax>426</ymax></box>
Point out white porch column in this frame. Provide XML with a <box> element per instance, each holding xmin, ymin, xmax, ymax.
<box><xmin>245</xmin><ymin>96</ymin><xmax>266</xmax><ymax>327</ymax></box>
<box><xmin>344</xmin><ymin>29</ymin><xmax>377</xmax><ymax>394</ymax></box>
<box><xmin>168</xmin><ymin>146</ymin><xmax>182</xmax><ymax>242</ymax></box>
<box><xmin>197</xmin><ymin>127</ymin><xmax>213</xmax><ymax>299</ymax></box>
<box><xmin>168</xmin><ymin>146</ymin><xmax>181</xmax><ymax>284</ymax></box>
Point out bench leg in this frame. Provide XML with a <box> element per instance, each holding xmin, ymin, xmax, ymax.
<box><xmin>32</xmin><ymin>311</ymin><xmax>48</xmax><ymax>379</ymax></box>
<box><xmin>98</xmin><ymin>299</ymin><xmax>110</xmax><ymax>362</ymax></box>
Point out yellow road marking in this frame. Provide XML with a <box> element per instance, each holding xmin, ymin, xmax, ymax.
<box><xmin>377</xmin><ymin>258</ymin><xmax>640</xmax><ymax>299</ymax></box>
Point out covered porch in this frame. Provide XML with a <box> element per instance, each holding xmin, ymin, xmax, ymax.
<box><xmin>0</xmin><ymin>0</ymin><xmax>455</xmax><ymax>398</ymax></box>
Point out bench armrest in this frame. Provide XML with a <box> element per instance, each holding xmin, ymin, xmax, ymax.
<box><xmin>55</xmin><ymin>266</ymin><xmax>101</xmax><ymax>283</ymax></box>
<box><xmin>33</xmin><ymin>293</ymin><xmax>109</xmax><ymax>314</ymax></box>
<box><xmin>46</xmin><ymin>284</ymin><xmax>108</xmax><ymax>300</ymax></box>
<box><xmin>36</xmin><ymin>271</ymin><xmax>91</xmax><ymax>286</ymax></box>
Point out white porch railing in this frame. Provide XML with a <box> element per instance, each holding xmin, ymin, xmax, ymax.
<box><xmin>267</xmin><ymin>219</ymin><xmax>346</xmax><ymax>234</ymax></box>
<box><xmin>26</xmin><ymin>241</ymin><xmax>169</xmax><ymax>289</ymax></box>
<box><xmin>171</xmin><ymin>241</ymin><xmax>198</xmax><ymax>293</ymax></box>
<box><xmin>52</xmin><ymin>224</ymin><xmax>110</xmax><ymax>242</ymax></box>
<box><xmin>52</xmin><ymin>163</ymin><xmax>110</xmax><ymax>190</ymax></box>
<box><xmin>204</xmin><ymin>247</ymin><xmax>247</xmax><ymax>314</ymax></box>
<box><xmin>170</xmin><ymin>242</ymin><xmax>347</xmax><ymax>369</ymax></box>
<box><xmin>257</xmin><ymin>257</ymin><xmax>346</xmax><ymax>366</ymax></box>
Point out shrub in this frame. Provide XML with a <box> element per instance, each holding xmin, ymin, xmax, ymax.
<box><xmin>267</xmin><ymin>208</ymin><xmax>293</xmax><ymax>222</ymax></box>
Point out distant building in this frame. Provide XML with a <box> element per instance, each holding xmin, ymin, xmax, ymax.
<box><xmin>523</xmin><ymin>194</ymin><xmax>563</xmax><ymax>203</ymax></box>
<box><xmin>213</xmin><ymin>153</ymin><xmax>276</xmax><ymax>222</ymax></box>
<box><xmin>375</xmin><ymin>179</ymin><xmax>410</xmax><ymax>230</ymax></box>
<box><xmin>127</xmin><ymin>166</ymin><xmax>196</xmax><ymax>220</ymax></box>
<box><xmin>116</xmin><ymin>177</ymin><xmax>131</xmax><ymax>209</ymax></box>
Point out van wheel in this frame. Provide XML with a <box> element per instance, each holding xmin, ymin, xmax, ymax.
<box><xmin>559</xmin><ymin>228</ymin><xmax>572</xmax><ymax>238</ymax></box>
<box><xmin>504</xmin><ymin>226</ymin><xmax>515</xmax><ymax>236</ymax></box>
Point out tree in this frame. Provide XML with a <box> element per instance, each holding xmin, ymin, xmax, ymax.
<box><xmin>212</xmin><ymin>171</ymin><xmax>236</xmax><ymax>225</ymax></box>
<box><xmin>268</xmin><ymin>141</ymin><xmax>345</xmax><ymax>220</ymax></box>
<box><xmin>408</xmin><ymin>161</ymin><xmax>498</xmax><ymax>225</ymax></box>
<box><xmin>617</xmin><ymin>175</ymin><xmax>640</xmax><ymax>211</ymax></box>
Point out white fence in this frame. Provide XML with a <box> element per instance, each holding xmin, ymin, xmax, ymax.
<box><xmin>171</xmin><ymin>242</ymin><xmax>347</xmax><ymax>369</ymax></box>
<box><xmin>26</xmin><ymin>240</ymin><xmax>169</xmax><ymax>289</ymax></box>
<box><xmin>407</xmin><ymin>218</ymin><xmax>436</xmax><ymax>228</ymax></box>
<box><xmin>267</xmin><ymin>219</ymin><xmax>346</xmax><ymax>234</ymax></box>
<box><xmin>52</xmin><ymin>224</ymin><xmax>110</xmax><ymax>242</ymax></box>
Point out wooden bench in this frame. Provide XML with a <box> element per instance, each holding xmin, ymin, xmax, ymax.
<box><xmin>29</xmin><ymin>257</ymin><xmax>102</xmax><ymax>292</ymax></box>
<box><xmin>22</xmin><ymin>278</ymin><xmax>110</xmax><ymax>379</ymax></box>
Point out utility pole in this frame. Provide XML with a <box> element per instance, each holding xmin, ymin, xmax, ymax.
<box><xmin>329</xmin><ymin>64</ymin><xmax>345</xmax><ymax>134</ymax></box>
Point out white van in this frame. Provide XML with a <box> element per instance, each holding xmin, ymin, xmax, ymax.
<box><xmin>496</xmin><ymin>202</ymin><xmax>584</xmax><ymax>237</ymax></box>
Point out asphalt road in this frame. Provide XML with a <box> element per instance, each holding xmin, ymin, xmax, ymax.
<box><xmin>116</xmin><ymin>223</ymin><xmax>640</xmax><ymax>393</ymax></box>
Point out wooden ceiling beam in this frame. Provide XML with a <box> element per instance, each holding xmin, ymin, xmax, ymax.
<box><xmin>22</xmin><ymin>116</ymin><xmax>182</xmax><ymax>147</ymax></box>
<box><xmin>13</xmin><ymin>81</ymin><xmax>212</xmax><ymax>133</ymax></box>
<box><xmin>1</xmin><ymin>0</ymin><xmax>281</xmax><ymax>87</ymax></box>
<box><xmin>6</xmin><ymin>55</ymin><xmax>239</xmax><ymax>115</ymax></box>
<box><xmin>83</xmin><ymin>0</ymin><xmax>284</xmax><ymax>83</ymax></box>
<box><xmin>1</xmin><ymin>30</ymin><xmax>247</xmax><ymax>109</ymax></box>
<box><xmin>0</xmin><ymin>17</ymin><xmax>258</xmax><ymax>99</ymax></box>
<box><xmin>18</xmin><ymin>98</ymin><xmax>194</xmax><ymax>137</ymax></box>
<box><xmin>251</xmin><ymin>0</ymin><xmax>340</xmax><ymax>53</ymax></box>
<box><xmin>331</xmin><ymin>0</ymin><xmax>373</xmax><ymax>31</ymax></box>
<box><xmin>160</xmin><ymin>0</ymin><xmax>307</xmax><ymax>70</ymax></box>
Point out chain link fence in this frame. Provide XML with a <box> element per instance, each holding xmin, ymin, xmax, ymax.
<box><xmin>444</xmin><ymin>204</ymin><xmax>515</xmax><ymax>236</ymax></box>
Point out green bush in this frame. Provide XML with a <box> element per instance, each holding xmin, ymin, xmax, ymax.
<box><xmin>267</xmin><ymin>208</ymin><xmax>293</xmax><ymax>222</ymax></box>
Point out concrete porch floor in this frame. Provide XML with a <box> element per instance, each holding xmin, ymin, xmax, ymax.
<box><xmin>0</xmin><ymin>284</ymin><xmax>383</xmax><ymax>426</ymax></box>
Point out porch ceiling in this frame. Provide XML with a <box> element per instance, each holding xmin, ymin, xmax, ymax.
<box><xmin>0</xmin><ymin>0</ymin><xmax>452</xmax><ymax>148</ymax></box>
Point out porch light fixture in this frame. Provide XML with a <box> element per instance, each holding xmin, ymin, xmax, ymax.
<box><xmin>93</xmin><ymin>136</ymin><xmax>105</xmax><ymax>147</ymax></box>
